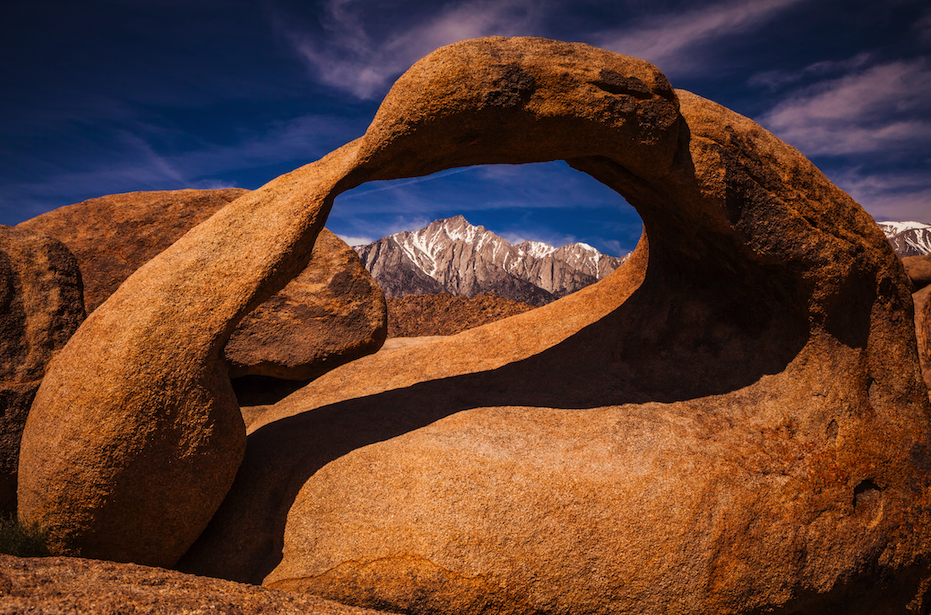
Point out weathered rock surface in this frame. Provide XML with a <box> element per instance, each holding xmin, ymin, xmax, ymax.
<box><xmin>0</xmin><ymin>554</ymin><xmax>390</xmax><ymax>615</ymax></box>
<box><xmin>0</xmin><ymin>226</ymin><xmax>84</xmax><ymax>513</ymax></box>
<box><xmin>18</xmin><ymin>189</ymin><xmax>387</xmax><ymax>381</ymax></box>
<box><xmin>227</xmin><ymin>228</ymin><xmax>387</xmax><ymax>380</ymax></box>
<box><xmin>904</xmin><ymin>254</ymin><xmax>931</xmax><ymax>291</ymax></box>
<box><xmin>20</xmin><ymin>36</ymin><xmax>931</xmax><ymax>613</ymax></box>
<box><xmin>17</xmin><ymin>189</ymin><xmax>248</xmax><ymax>313</ymax></box>
<box><xmin>387</xmin><ymin>293</ymin><xmax>536</xmax><ymax>337</ymax></box>
<box><xmin>916</xmin><ymin>286</ymin><xmax>931</xmax><ymax>393</ymax></box>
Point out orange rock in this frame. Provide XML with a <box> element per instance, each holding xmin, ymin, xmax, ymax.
<box><xmin>0</xmin><ymin>226</ymin><xmax>84</xmax><ymax>513</ymax></box>
<box><xmin>904</xmin><ymin>254</ymin><xmax>931</xmax><ymax>291</ymax></box>
<box><xmin>19</xmin><ymin>36</ymin><xmax>931</xmax><ymax>613</ymax></box>
<box><xmin>19</xmin><ymin>190</ymin><xmax>387</xmax><ymax>382</ymax></box>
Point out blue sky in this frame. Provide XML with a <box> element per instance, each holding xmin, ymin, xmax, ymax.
<box><xmin>1</xmin><ymin>0</ymin><xmax>929</xmax><ymax>256</ymax></box>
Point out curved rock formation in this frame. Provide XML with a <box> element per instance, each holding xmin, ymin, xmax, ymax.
<box><xmin>18</xmin><ymin>189</ymin><xmax>387</xmax><ymax>382</ymax></box>
<box><xmin>18</xmin><ymin>36</ymin><xmax>931</xmax><ymax>612</ymax></box>
<box><xmin>904</xmin><ymin>254</ymin><xmax>931</xmax><ymax>292</ymax></box>
<box><xmin>0</xmin><ymin>226</ymin><xmax>84</xmax><ymax>513</ymax></box>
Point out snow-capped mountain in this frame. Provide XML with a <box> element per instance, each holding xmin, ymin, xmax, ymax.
<box><xmin>353</xmin><ymin>215</ymin><xmax>628</xmax><ymax>306</ymax></box>
<box><xmin>878</xmin><ymin>221</ymin><xmax>931</xmax><ymax>257</ymax></box>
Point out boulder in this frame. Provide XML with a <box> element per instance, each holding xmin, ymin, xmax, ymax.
<box><xmin>19</xmin><ymin>189</ymin><xmax>387</xmax><ymax>381</ymax></box>
<box><xmin>183</xmin><ymin>38</ymin><xmax>931</xmax><ymax>615</ymax></box>
<box><xmin>915</xmin><ymin>286</ymin><xmax>931</xmax><ymax>393</ymax></box>
<box><xmin>904</xmin><ymin>254</ymin><xmax>931</xmax><ymax>291</ymax></box>
<box><xmin>0</xmin><ymin>554</ymin><xmax>390</xmax><ymax>615</ymax></box>
<box><xmin>0</xmin><ymin>226</ymin><xmax>84</xmax><ymax>513</ymax></box>
<box><xmin>19</xmin><ymin>36</ymin><xmax>931</xmax><ymax>611</ymax></box>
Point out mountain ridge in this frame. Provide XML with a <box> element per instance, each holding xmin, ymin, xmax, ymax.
<box><xmin>353</xmin><ymin>215</ymin><xmax>627</xmax><ymax>306</ymax></box>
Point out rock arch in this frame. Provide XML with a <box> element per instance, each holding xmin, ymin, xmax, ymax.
<box><xmin>18</xmin><ymin>37</ymin><xmax>931</xmax><ymax>611</ymax></box>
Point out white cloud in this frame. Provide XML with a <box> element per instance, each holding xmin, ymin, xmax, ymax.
<box><xmin>334</xmin><ymin>234</ymin><xmax>374</xmax><ymax>247</ymax></box>
<box><xmin>756</xmin><ymin>59</ymin><xmax>931</xmax><ymax>155</ymax></box>
<box><xmin>282</xmin><ymin>0</ymin><xmax>545</xmax><ymax>99</ymax></box>
<box><xmin>596</xmin><ymin>0</ymin><xmax>806</xmax><ymax>73</ymax></box>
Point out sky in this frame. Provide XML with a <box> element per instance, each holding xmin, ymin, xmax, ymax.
<box><xmin>1</xmin><ymin>0</ymin><xmax>929</xmax><ymax>257</ymax></box>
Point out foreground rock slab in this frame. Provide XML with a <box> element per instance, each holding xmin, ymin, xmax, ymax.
<box><xmin>0</xmin><ymin>554</ymin><xmax>390</xmax><ymax>615</ymax></box>
<box><xmin>0</xmin><ymin>226</ymin><xmax>84</xmax><ymax>513</ymax></box>
<box><xmin>19</xmin><ymin>36</ymin><xmax>931</xmax><ymax>613</ymax></box>
<box><xmin>19</xmin><ymin>189</ymin><xmax>386</xmax><ymax>381</ymax></box>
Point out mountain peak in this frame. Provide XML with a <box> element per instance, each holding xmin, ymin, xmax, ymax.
<box><xmin>354</xmin><ymin>216</ymin><xmax>627</xmax><ymax>306</ymax></box>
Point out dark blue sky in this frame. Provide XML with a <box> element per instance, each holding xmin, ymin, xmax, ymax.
<box><xmin>1</xmin><ymin>0</ymin><xmax>929</xmax><ymax>256</ymax></box>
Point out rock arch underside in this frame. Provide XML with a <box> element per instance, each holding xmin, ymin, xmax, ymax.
<box><xmin>17</xmin><ymin>37</ymin><xmax>931</xmax><ymax>614</ymax></box>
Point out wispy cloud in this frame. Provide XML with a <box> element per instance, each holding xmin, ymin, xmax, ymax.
<box><xmin>596</xmin><ymin>0</ymin><xmax>806</xmax><ymax>73</ymax></box>
<box><xmin>833</xmin><ymin>169</ymin><xmax>931</xmax><ymax>223</ymax></box>
<box><xmin>280</xmin><ymin>0</ymin><xmax>545</xmax><ymax>99</ymax></box>
<box><xmin>756</xmin><ymin>59</ymin><xmax>931</xmax><ymax>155</ymax></box>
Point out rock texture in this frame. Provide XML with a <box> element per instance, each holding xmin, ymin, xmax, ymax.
<box><xmin>387</xmin><ymin>293</ymin><xmax>536</xmax><ymax>337</ymax></box>
<box><xmin>227</xmin><ymin>229</ymin><xmax>387</xmax><ymax>380</ymax></box>
<box><xmin>18</xmin><ymin>189</ymin><xmax>387</xmax><ymax>381</ymax></box>
<box><xmin>355</xmin><ymin>215</ymin><xmax>625</xmax><ymax>306</ymax></box>
<box><xmin>17</xmin><ymin>189</ymin><xmax>248</xmax><ymax>313</ymax></box>
<box><xmin>916</xmin><ymin>286</ymin><xmax>931</xmax><ymax>393</ymax></box>
<box><xmin>0</xmin><ymin>226</ymin><xmax>84</xmax><ymax>513</ymax></box>
<box><xmin>0</xmin><ymin>554</ymin><xmax>390</xmax><ymax>615</ymax></box>
<box><xmin>904</xmin><ymin>254</ymin><xmax>931</xmax><ymax>291</ymax></box>
<box><xmin>175</xmin><ymin>37</ymin><xmax>931</xmax><ymax>615</ymax></box>
<box><xmin>19</xmin><ymin>36</ymin><xmax>931</xmax><ymax>611</ymax></box>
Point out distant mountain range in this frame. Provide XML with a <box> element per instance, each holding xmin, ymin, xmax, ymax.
<box><xmin>878</xmin><ymin>221</ymin><xmax>931</xmax><ymax>257</ymax></box>
<box><xmin>353</xmin><ymin>215</ymin><xmax>626</xmax><ymax>306</ymax></box>
<box><xmin>352</xmin><ymin>217</ymin><xmax>929</xmax><ymax>306</ymax></box>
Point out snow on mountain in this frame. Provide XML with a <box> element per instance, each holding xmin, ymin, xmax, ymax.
<box><xmin>354</xmin><ymin>215</ymin><xmax>628</xmax><ymax>306</ymax></box>
<box><xmin>878</xmin><ymin>221</ymin><xmax>931</xmax><ymax>257</ymax></box>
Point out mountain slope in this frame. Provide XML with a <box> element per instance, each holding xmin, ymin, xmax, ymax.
<box><xmin>878</xmin><ymin>221</ymin><xmax>931</xmax><ymax>257</ymax></box>
<box><xmin>354</xmin><ymin>215</ymin><xmax>627</xmax><ymax>306</ymax></box>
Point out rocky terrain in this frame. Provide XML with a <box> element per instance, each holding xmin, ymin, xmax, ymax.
<box><xmin>355</xmin><ymin>215</ymin><xmax>625</xmax><ymax>305</ymax></box>
<box><xmin>387</xmin><ymin>293</ymin><xmax>536</xmax><ymax>337</ymax></box>
<box><xmin>6</xmin><ymin>36</ymin><xmax>931</xmax><ymax>615</ymax></box>
<box><xmin>878</xmin><ymin>220</ymin><xmax>931</xmax><ymax>257</ymax></box>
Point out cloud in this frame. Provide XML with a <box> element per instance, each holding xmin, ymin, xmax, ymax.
<box><xmin>756</xmin><ymin>59</ymin><xmax>931</xmax><ymax>156</ymax></box>
<box><xmin>596</xmin><ymin>0</ymin><xmax>806</xmax><ymax>73</ymax></box>
<box><xmin>832</xmin><ymin>169</ymin><xmax>931</xmax><ymax>223</ymax></box>
<box><xmin>748</xmin><ymin>53</ymin><xmax>873</xmax><ymax>90</ymax></box>
<box><xmin>282</xmin><ymin>0</ymin><xmax>545</xmax><ymax>99</ymax></box>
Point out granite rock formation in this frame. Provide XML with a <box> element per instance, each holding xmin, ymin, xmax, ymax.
<box><xmin>12</xmin><ymin>34</ymin><xmax>931</xmax><ymax>613</ymax></box>
<box><xmin>355</xmin><ymin>215</ymin><xmax>624</xmax><ymax>306</ymax></box>
<box><xmin>904</xmin><ymin>254</ymin><xmax>931</xmax><ymax>292</ymax></box>
<box><xmin>386</xmin><ymin>293</ymin><xmax>536</xmax><ymax>337</ymax></box>
<box><xmin>0</xmin><ymin>226</ymin><xmax>84</xmax><ymax>513</ymax></box>
<box><xmin>19</xmin><ymin>189</ymin><xmax>386</xmax><ymax>382</ymax></box>
<box><xmin>0</xmin><ymin>554</ymin><xmax>390</xmax><ymax>615</ymax></box>
<box><xmin>170</xmin><ymin>37</ymin><xmax>931</xmax><ymax>615</ymax></box>
<box><xmin>915</xmin><ymin>286</ymin><xmax>931</xmax><ymax>394</ymax></box>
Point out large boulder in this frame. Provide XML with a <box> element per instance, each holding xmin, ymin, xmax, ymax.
<box><xmin>183</xmin><ymin>38</ymin><xmax>931</xmax><ymax>614</ymax></box>
<box><xmin>915</xmin><ymin>286</ymin><xmax>931</xmax><ymax>393</ymax></box>
<box><xmin>904</xmin><ymin>254</ymin><xmax>931</xmax><ymax>291</ymax></box>
<box><xmin>19</xmin><ymin>36</ymin><xmax>931</xmax><ymax>612</ymax></box>
<box><xmin>18</xmin><ymin>189</ymin><xmax>386</xmax><ymax>381</ymax></box>
<box><xmin>0</xmin><ymin>226</ymin><xmax>84</xmax><ymax>513</ymax></box>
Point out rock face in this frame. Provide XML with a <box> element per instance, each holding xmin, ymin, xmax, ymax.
<box><xmin>0</xmin><ymin>226</ymin><xmax>84</xmax><ymax>513</ymax></box>
<box><xmin>878</xmin><ymin>221</ymin><xmax>931</xmax><ymax>257</ymax></box>
<box><xmin>18</xmin><ymin>36</ymin><xmax>931</xmax><ymax>611</ymax></box>
<box><xmin>904</xmin><ymin>254</ymin><xmax>931</xmax><ymax>291</ymax></box>
<box><xmin>226</xmin><ymin>229</ymin><xmax>387</xmax><ymax>380</ymax></box>
<box><xmin>916</xmin><ymin>286</ymin><xmax>931</xmax><ymax>393</ymax></box>
<box><xmin>387</xmin><ymin>293</ymin><xmax>536</xmax><ymax>337</ymax></box>
<box><xmin>0</xmin><ymin>554</ymin><xmax>390</xmax><ymax>615</ymax></box>
<box><xmin>19</xmin><ymin>189</ymin><xmax>387</xmax><ymax>382</ymax></box>
<box><xmin>17</xmin><ymin>189</ymin><xmax>248</xmax><ymax>313</ymax></box>
<box><xmin>172</xmin><ymin>37</ymin><xmax>931</xmax><ymax>615</ymax></box>
<box><xmin>355</xmin><ymin>215</ymin><xmax>625</xmax><ymax>306</ymax></box>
